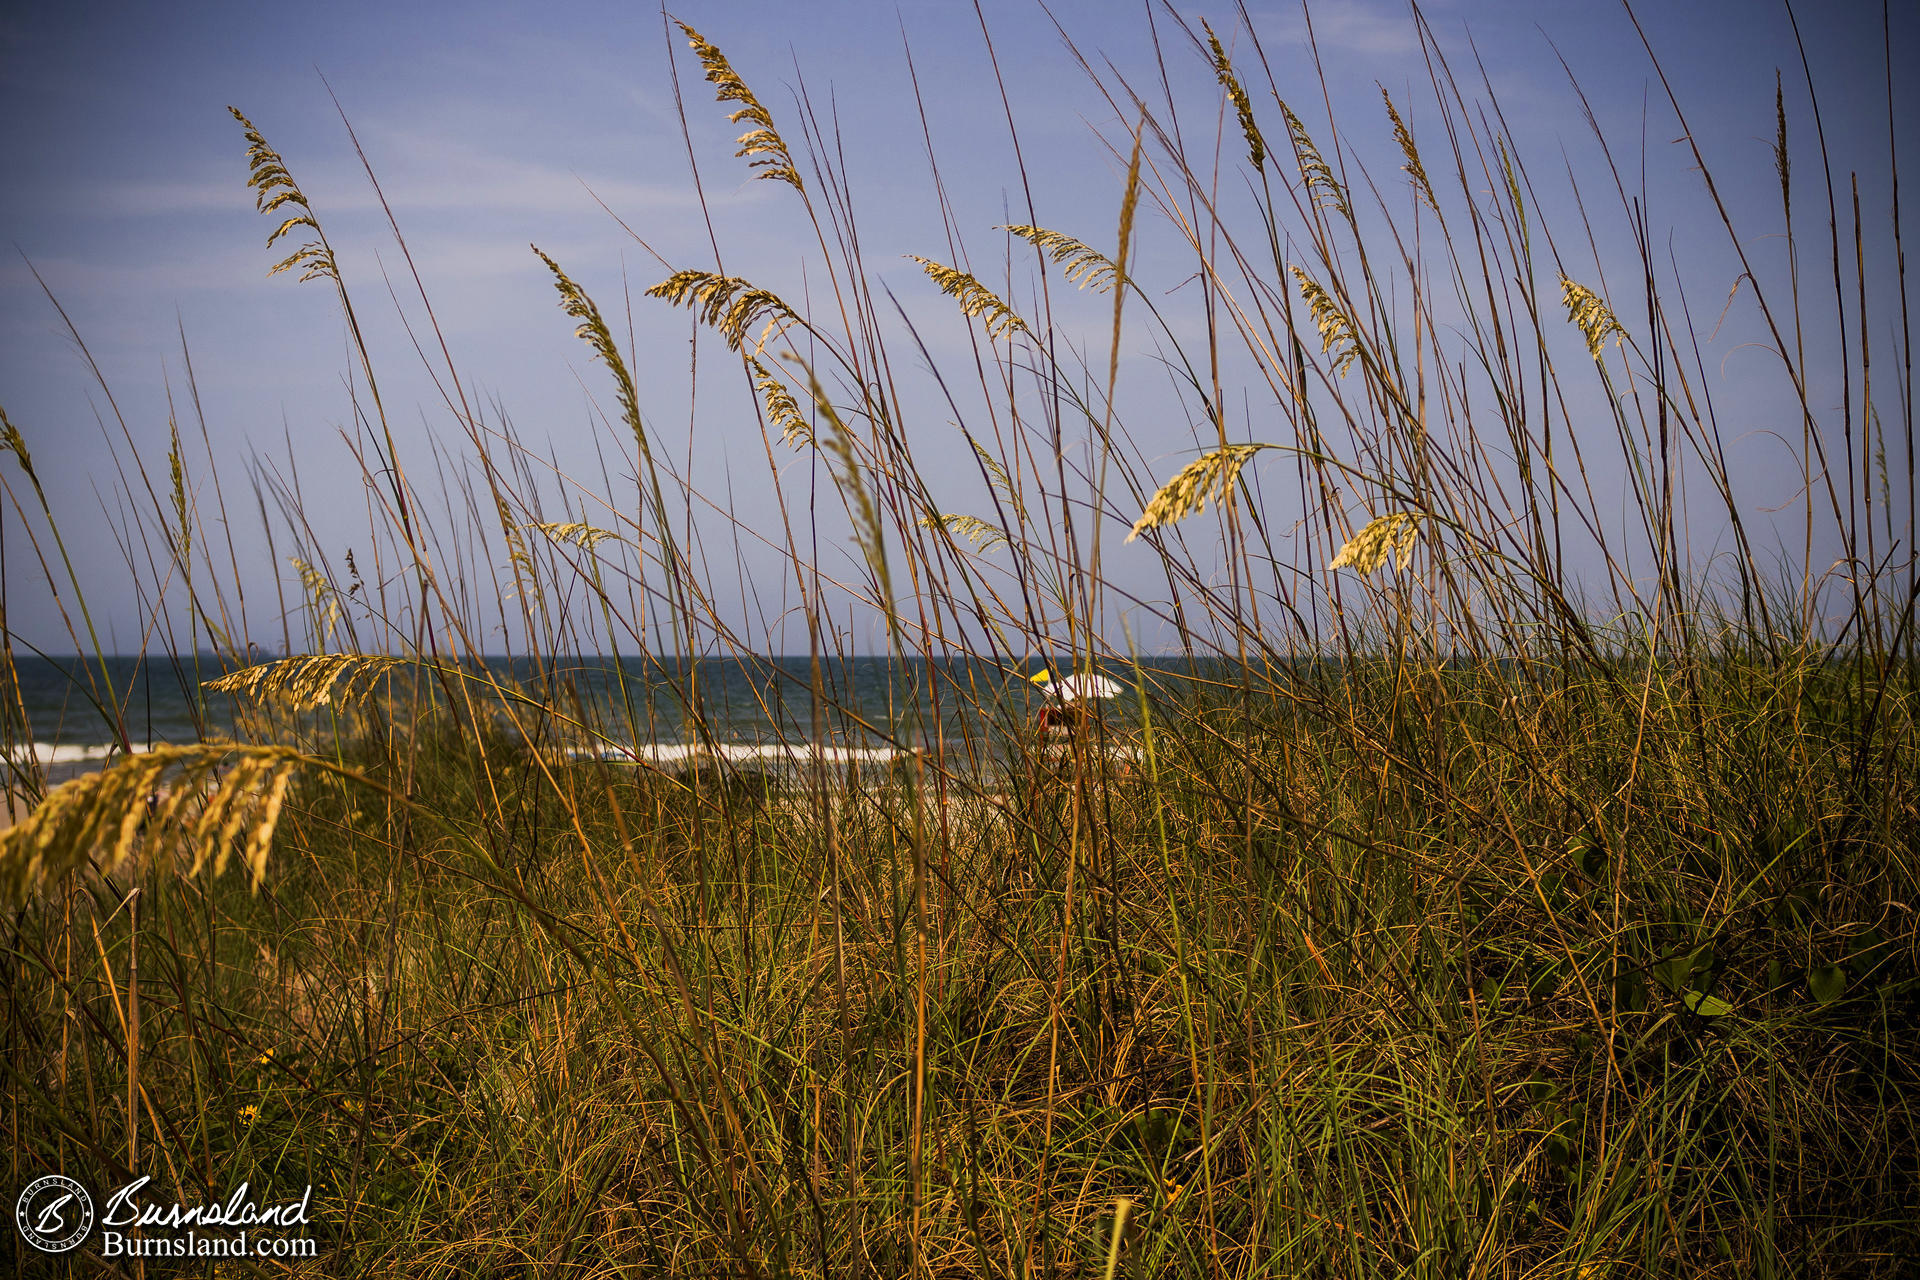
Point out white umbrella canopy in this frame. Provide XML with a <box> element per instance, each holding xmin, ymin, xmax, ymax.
<box><xmin>1030</xmin><ymin>671</ymin><xmax>1124</xmax><ymax>703</ymax></box>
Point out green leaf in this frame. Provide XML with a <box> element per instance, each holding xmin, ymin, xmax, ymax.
<box><xmin>1682</xmin><ymin>990</ymin><xmax>1732</xmax><ymax>1018</ymax></box>
<box><xmin>1652</xmin><ymin>956</ymin><xmax>1691</xmax><ymax>992</ymax></box>
<box><xmin>1654</xmin><ymin>946</ymin><xmax>1711</xmax><ymax>992</ymax></box>
<box><xmin>1807</xmin><ymin>964</ymin><xmax>1846</xmax><ymax>1005</ymax></box>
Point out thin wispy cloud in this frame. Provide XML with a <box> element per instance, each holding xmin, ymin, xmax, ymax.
<box><xmin>1246</xmin><ymin>1</ymin><xmax>1422</xmax><ymax>59</ymax></box>
<box><xmin>93</xmin><ymin>141</ymin><xmax>734</xmax><ymax>221</ymax></box>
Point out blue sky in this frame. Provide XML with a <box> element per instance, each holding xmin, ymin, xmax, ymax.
<box><xmin>1</xmin><ymin>1</ymin><xmax>1911</xmax><ymax>655</ymax></box>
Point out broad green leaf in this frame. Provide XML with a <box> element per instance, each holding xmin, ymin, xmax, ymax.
<box><xmin>1655</xmin><ymin>946</ymin><xmax>1711</xmax><ymax>992</ymax></box>
<box><xmin>1653</xmin><ymin>956</ymin><xmax>1691</xmax><ymax>992</ymax></box>
<box><xmin>1682</xmin><ymin>990</ymin><xmax>1732</xmax><ymax>1018</ymax></box>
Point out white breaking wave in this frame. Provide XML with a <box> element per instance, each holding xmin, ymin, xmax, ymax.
<box><xmin>567</xmin><ymin>741</ymin><xmax>920</xmax><ymax>769</ymax></box>
<box><xmin>4</xmin><ymin>742</ymin><xmax>137</xmax><ymax>767</ymax></box>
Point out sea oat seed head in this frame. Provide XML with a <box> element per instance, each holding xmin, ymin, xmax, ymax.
<box><xmin>206</xmin><ymin>654</ymin><xmax>410</xmax><ymax>712</ymax></box>
<box><xmin>1000</xmin><ymin>225</ymin><xmax>1119</xmax><ymax>293</ymax></box>
<box><xmin>230</xmin><ymin>108</ymin><xmax>339</xmax><ymax>283</ymax></box>
<box><xmin>749</xmin><ymin>358</ymin><xmax>810</xmax><ymax>447</ymax></box>
<box><xmin>1203</xmin><ymin>21</ymin><xmax>1265</xmax><ymax>172</ymax></box>
<box><xmin>908</xmin><ymin>257</ymin><xmax>1030</xmax><ymax>339</ymax></box>
<box><xmin>1328</xmin><ymin>512</ymin><xmax>1420</xmax><ymax>574</ymax></box>
<box><xmin>1280</xmin><ymin>102</ymin><xmax>1348</xmax><ymax>216</ymax></box>
<box><xmin>1127</xmin><ymin>443</ymin><xmax>1268</xmax><ymax>541</ymax></box>
<box><xmin>918</xmin><ymin>512</ymin><xmax>1007</xmax><ymax>553</ymax></box>
<box><xmin>289</xmin><ymin>557</ymin><xmax>342</xmax><ymax>648</ymax></box>
<box><xmin>0</xmin><ymin>742</ymin><xmax>339</xmax><ymax>902</ymax></box>
<box><xmin>645</xmin><ymin>269</ymin><xmax>801</xmax><ymax>354</ymax></box>
<box><xmin>528</xmin><ymin>521</ymin><xmax>620</xmax><ymax>551</ymax></box>
<box><xmin>1382</xmin><ymin>89</ymin><xmax>1436</xmax><ymax>213</ymax></box>
<box><xmin>1291</xmin><ymin>268</ymin><xmax>1360</xmax><ymax>377</ymax></box>
<box><xmin>674</xmin><ymin>21</ymin><xmax>805</xmax><ymax>192</ymax></box>
<box><xmin>1559</xmin><ymin>275</ymin><xmax>1625</xmax><ymax>360</ymax></box>
<box><xmin>0</xmin><ymin>406</ymin><xmax>35</xmax><ymax>480</ymax></box>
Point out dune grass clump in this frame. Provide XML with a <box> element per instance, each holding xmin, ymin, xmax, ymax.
<box><xmin>2</xmin><ymin>6</ymin><xmax>1915</xmax><ymax>1278</ymax></box>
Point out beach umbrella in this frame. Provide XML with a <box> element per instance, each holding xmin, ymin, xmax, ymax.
<box><xmin>1030</xmin><ymin>670</ymin><xmax>1123</xmax><ymax>703</ymax></box>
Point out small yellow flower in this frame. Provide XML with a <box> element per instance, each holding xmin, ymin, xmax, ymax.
<box><xmin>1162</xmin><ymin>1178</ymin><xmax>1184</xmax><ymax>1204</ymax></box>
<box><xmin>238</xmin><ymin>1105</ymin><xmax>260</xmax><ymax>1124</ymax></box>
<box><xmin>255</xmin><ymin>1049</ymin><xmax>274</xmax><ymax>1066</ymax></box>
<box><xmin>341</xmin><ymin>1098</ymin><xmax>363</xmax><ymax>1115</ymax></box>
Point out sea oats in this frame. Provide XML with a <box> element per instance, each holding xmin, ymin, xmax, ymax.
<box><xmin>527</xmin><ymin>521</ymin><xmax>621</xmax><ymax>551</ymax></box>
<box><xmin>0</xmin><ymin>405</ymin><xmax>35</xmax><ymax>480</ymax></box>
<box><xmin>289</xmin><ymin>557</ymin><xmax>343</xmax><ymax>647</ymax></box>
<box><xmin>242</xmin><ymin>765</ymin><xmax>296</xmax><ymax>884</ymax></box>
<box><xmin>533</xmin><ymin>246</ymin><xmax>659</xmax><ymax>466</ymax></box>
<box><xmin>645</xmin><ymin>269</ymin><xmax>801</xmax><ymax>354</ymax></box>
<box><xmin>796</xmin><ymin>367</ymin><xmax>888</xmax><ymax>595</ymax></box>
<box><xmin>168</xmin><ymin>421</ymin><xmax>191</xmax><ymax>564</ymax></box>
<box><xmin>1203</xmin><ymin>21</ymin><xmax>1265</xmax><ymax>172</ymax></box>
<box><xmin>1127</xmin><ymin>443</ymin><xmax>1269</xmax><ymax>541</ymax></box>
<box><xmin>965</xmin><ymin>432</ymin><xmax>1028</xmax><ymax>522</ymax></box>
<box><xmin>1292</xmin><ymin>267</ymin><xmax>1360</xmax><ymax>376</ymax></box>
<box><xmin>1497</xmin><ymin>138</ymin><xmax>1529</xmax><ymax>251</ymax></box>
<box><xmin>1000</xmin><ymin>225</ymin><xmax>1119</xmax><ymax>293</ymax></box>
<box><xmin>1774</xmin><ymin>70</ymin><xmax>1790</xmax><ymax>197</ymax></box>
<box><xmin>908</xmin><ymin>257</ymin><xmax>1030</xmax><ymax>339</ymax></box>
<box><xmin>1280</xmin><ymin>102</ymin><xmax>1348</xmax><ymax>216</ymax></box>
<box><xmin>917</xmin><ymin>512</ymin><xmax>1008</xmax><ymax>553</ymax></box>
<box><xmin>750</xmin><ymin>358</ymin><xmax>810</xmax><ymax>447</ymax></box>
<box><xmin>1559</xmin><ymin>275</ymin><xmax>1625</xmax><ymax>359</ymax></box>
<box><xmin>1328</xmin><ymin>512</ymin><xmax>1420</xmax><ymax>574</ymax></box>
<box><xmin>674</xmin><ymin>21</ymin><xmax>804</xmax><ymax>192</ymax></box>
<box><xmin>1382</xmin><ymin>89</ymin><xmax>1436</xmax><ymax>213</ymax></box>
<box><xmin>497</xmin><ymin>496</ymin><xmax>533</xmax><ymax>572</ymax></box>
<box><xmin>229</xmin><ymin>108</ymin><xmax>338</xmax><ymax>284</ymax></box>
<box><xmin>0</xmin><ymin>742</ymin><xmax>338</xmax><ymax>901</ymax></box>
<box><xmin>208</xmin><ymin>654</ymin><xmax>411</xmax><ymax>711</ymax></box>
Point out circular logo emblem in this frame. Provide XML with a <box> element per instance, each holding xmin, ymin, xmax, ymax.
<box><xmin>15</xmin><ymin>1175</ymin><xmax>93</xmax><ymax>1254</ymax></box>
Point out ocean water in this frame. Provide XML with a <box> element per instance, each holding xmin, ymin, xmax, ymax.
<box><xmin>9</xmin><ymin>655</ymin><xmax>242</xmax><ymax>761</ymax></box>
<box><xmin>5</xmin><ymin>654</ymin><xmax>1210</xmax><ymax>770</ymax></box>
